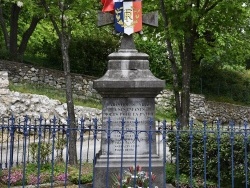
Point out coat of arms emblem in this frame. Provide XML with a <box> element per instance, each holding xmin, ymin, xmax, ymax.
<box><xmin>114</xmin><ymin>1</ymin><xmax>142</xmax><ymax>35</ymax></box>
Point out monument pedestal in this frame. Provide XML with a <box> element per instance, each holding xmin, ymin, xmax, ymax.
<box><xmin>93</xmin><ymin>36</ymin><xmax>165</xmax><ymax>187</ymax></box>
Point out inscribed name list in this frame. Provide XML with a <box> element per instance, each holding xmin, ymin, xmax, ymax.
<box><xmin>101</xmin><ymin>98</ymin><xmax>156</xmax><ymax>155</ymax></box>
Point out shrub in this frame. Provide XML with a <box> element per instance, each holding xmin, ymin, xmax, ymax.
<box><xmin>167</xmin><ymin>127</ymin><xmax>250</xmax><ymax>187</ymax></box>
<box><xmin>29</xmin><ymin>142</ymin><xmax>52</xmax><ymax>164</ymax></box>
<box><xmin>68</xmin><ymin>164</ymin><xmax>93</xmax><ymax>184</ymax></box>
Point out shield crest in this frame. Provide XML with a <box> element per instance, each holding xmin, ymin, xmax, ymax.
<box><xmin>114</xmin><ymin>1</ymin><xmax>142</xmax><ymax>35</ymax></box>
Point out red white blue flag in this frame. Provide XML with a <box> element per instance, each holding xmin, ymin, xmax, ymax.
<box><xmin>114</xmin><ymin>1</ymin><xmax>142</xmax><ymax>35</ymax></box>
<box><xmin>101</xmin><ymin>0</ymin><xmax>123</xmax><ymax>13</ymax></box>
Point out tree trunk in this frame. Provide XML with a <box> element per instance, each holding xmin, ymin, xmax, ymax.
<box><xmin>40</xmin><ymin>0</ymin><xmax>78</xmax><ymax>165</ymax></box>
<box><xmin>0</xmin><ymin>7</ymin><xmax>10</xmax><ymax>50</ymax></box>
<box><xmin>9</xmin><ymin>4</ymin><xmax>21</xmax><ymax>61</ymax></box>
<box><xmin>180</xmin><ymin>34</ymin><xmax>195</xmax><ymax>128</ymax></box>
<box><xmin>60</xmin><ymin>34</ymin><xmax>77</xmax><ymax>165</ymax></box>
<box><xmin>18</xmin><ymin>16</ymin><xmax>42</xmax><ymax>61</ymax></box>
<box><xmin>159</xmin><ymin>0</ymin><xmax>181</xmax><ymax>121</ymax></box>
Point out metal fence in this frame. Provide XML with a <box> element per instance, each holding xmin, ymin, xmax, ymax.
<box><xmin>0</xmin><ymin>116</ymin><xmax>249</xmax><ymax>187</ymax></box>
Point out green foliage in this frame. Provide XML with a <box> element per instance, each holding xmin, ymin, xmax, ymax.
<box><xmin>166</xmin><ymin>163</ymin><xmax>217</xmax><ymax>188</ymax></box>
<box><xmin>25</xmin><ymin>34</ymin><xmax>119</xmax><ymax>77</ymax></box>
<box><xmin>191</xmin><ymin>64</ymin><xmax>250</xmax><ymax>105</ymax></box>
<box><xmin>69</xmin><ymin>36</ymin><xmax>119</xmax><ymax>76</ymax></box>
<box><xmin>68</xmin><ymin>163</ymin><xmax>93</xmax><ymax>184</ymax></box>
<box><xmin>29</xmin><ymin>142</ymin><xmax>52</xmax><ymax>164</ymax></box>
<box><xmin>156</xmin><ymin>94</ymin><xmax>177</xmax><ymax>121</ymax></box>
<box><xmin>135</xmin><ymin>34</ymin><xmax>173</xmax><ymax>84</ymax></box>
<box><xmin>167</xmin><ymin>128</ymin><xmax>250</xmax><ymax>187</ymax></box>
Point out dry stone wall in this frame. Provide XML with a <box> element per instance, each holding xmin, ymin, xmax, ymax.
<box><xmin>1</xmin><ymin>59</ymin><xmax>249</xmax><ymax>124</ymax></box>
<box><xmin>156</xmin><ymin>90</ymin><xmax>250</xmax><ymax>124</ymax></box>
<box><xmin>0</xmin><ymin>71</ymin><xmax>102</xmax><ymax>125</ymax></box>
<box><xmin>0</xmin><ymin>60</ymin><xmax>101</xmax><ymax>100</ymax></box>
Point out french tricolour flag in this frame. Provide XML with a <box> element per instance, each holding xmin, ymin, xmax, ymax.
<box><xmin>114</xmin><ymin>1</ymin><xmax>142</xmax><ymax>35</ymax></box>
<box><xmin>101</xmin><ymin>0</ymin><xmax>123</xmax><ymax>13</ymax></box>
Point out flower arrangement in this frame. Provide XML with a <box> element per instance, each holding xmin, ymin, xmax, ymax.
<box><xmin>112</xmin><ymin>165</ymin><xmax>158</xmax><ymax>188</ymax></box>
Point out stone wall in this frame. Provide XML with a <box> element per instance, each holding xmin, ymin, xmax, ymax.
<box><xmin>0</xmin><ymin>60</ymin><xmax>101</xmax><ymax>100</ymax></box>
<box><xmin>1</xmin><ymin>59</ymin><xmax>250</xmax><ymax>124</ymax></box>
<box><xmin>156</xmin><ymin>90</ymin><xmax>250</xmax><ymax>124</ymax></box>
<box><xmin>0</xmin><ymin>71</ymin><xmax>102</xmax><ymax>124</ymax></box>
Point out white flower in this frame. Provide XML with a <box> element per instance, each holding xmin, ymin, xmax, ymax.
<box><xmin>16</xmin><ymin>1</ymin><xmax>23</xmax><ymax>8</ymax></box>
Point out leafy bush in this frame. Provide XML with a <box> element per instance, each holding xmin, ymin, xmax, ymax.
<box><xmin>26</xmin><ymin>35</ymin><xmax>119</xmax><ymax>77</ymax></box>
<box><xmin>191</xmin><ymin>63</ymin><xmax>250</xmax><ymax>105</ymax></box>
<box><xmin>68</xmin><ymin>163</ymin><xmax>93</xmax><ymax>184</ymax></box>
<box><xmin>167</xmin><ymin>127</ymin><xmax>250</xmax><ymax>187</ymax></box>
<box><xmin>29</xmin><ymin>142</ymin><xmax>52</xmax><ymax>164</ymax></box>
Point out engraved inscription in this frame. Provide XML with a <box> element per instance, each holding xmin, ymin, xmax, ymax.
<box><xmin>101</xmin><ymin>98</ymin><xmax>156</xmax><ymax>155</ymax></box>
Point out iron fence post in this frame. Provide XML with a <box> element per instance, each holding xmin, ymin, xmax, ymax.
<box><xmin>37</xmin><ymin>115</ymin><xmax>43</xmax><ymax>188</ymax></box>
<box><xmin>243</xmin><ymin>120</ymin><xmax>249</xmax><ymax>188</ymax></box>
<box><xmin>50</xmin><ymin>116</ymin><xmax>57</xmax><ymax>188</ymax></box>
<box><xmin>230</xmin><ymin>121</ymin><xmax>235</xmax><ymax>188</ymax></box>
<box><xmin>87</xmin><ymin>123</ymin><xmax>91</xmax><ymax>163</ymax></box>
<box><xmin>189</xmin><ymin>119</ymin><xmax>194</xmax><ymax>187</ymax></box>
<box><xmin>217</xmin><ymin>120</ymin><xmax>221</xmax><ymax>188</ymax></box>
<box><xmin>22</xmin><ymin>115</ymin><xmax>29</xmax><ymax>187</ymax></box>
<box><xmin>162</xmin><ymin>120</ymin><xmax>167</xmax><ymax>188</ymax></box>
<box><xmin>176</xmin><ymin>120</ymin><xmax>181</xmax><ymax>188</ymax></box>
<box><xmin>64</xmin><ymin>117</ymin><xmax>70</xmax><ymax>188</ymax></box>
<box><xmin>92</xmin><ymin>117</ymin><xmax>98</xmax><ymax>188</ymax></box>
<box><xmin>9</xmin><ymin>115</ymin><xmax>15</xmax><ymax>168</ymax></box>
<box><xmin>134</xmin><ymin>118</ymin><xmax>139</xmax><ymax>187</ymax></box>
<box><xmin>119</xmin><ymin>118</ymin><xmax>125</xmax><ymax>188</ymax></box>
<box><xmin>79</xmin><ymin>117</ymin><xmax>85</xmax><ymax>187</ymax></box>
<box><xmin>106</xmin><ymin>117</ymin><xmax>111</xmax><ymax>188</ymax></box>
<box><xmin>148</xmin><ymin>118</ymin><xmax>153</xmax><ymax>188</ymax></box>
<box><xmin>203</xmin><ymin>120</ymin><xmax>207</xmax><ymax>188</ymax></box>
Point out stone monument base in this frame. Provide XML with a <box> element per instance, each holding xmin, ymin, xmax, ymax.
<box><xmin>94</xmin><ymin>155</ymin><xmax>164</xmax><ymax>188</ymax></box>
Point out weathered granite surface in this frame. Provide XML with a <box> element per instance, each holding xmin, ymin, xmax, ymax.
<box><xmin>93</xmin><ymin>35</ymin><xmax>165</xmax><ymax>188</ymax></box>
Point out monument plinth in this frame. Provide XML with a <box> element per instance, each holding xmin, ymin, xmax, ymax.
<box><xmin>93</xmin><ymin>34</ymin><xmax>165</xmax><ymax>188</ymax></box>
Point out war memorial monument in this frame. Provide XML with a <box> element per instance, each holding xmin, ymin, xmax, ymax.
<box><xmin>93</xmin><ymin>0</ymin><xmax>165</xmax><ymax>187</ymax></box>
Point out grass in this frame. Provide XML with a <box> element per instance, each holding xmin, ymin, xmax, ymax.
<box><xmin>9</xmin><ymin>82</ymin><xmax>102</xmax><ymax>109</ymax></box>
<box><xmin>9</xmin><ymin>81</ymin><xmax>171</xmax><ymax>120</ymax></box>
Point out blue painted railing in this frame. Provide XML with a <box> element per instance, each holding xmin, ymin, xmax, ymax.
<box><xmin>0</xmin><ymin>116</ymin><xmax>249</xmax><ymax>187</ymax></box>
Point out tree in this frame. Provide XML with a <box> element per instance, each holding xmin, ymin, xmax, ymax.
<box><xmin>40</xmin><ymin>0</ymin><xmax>96</xmax><ymax>165</ymax></box>
<box><xmin>0</xmin><ymin>0</ymin><xmax>43</xmax><ymax>61</ymax></box>
<box><xmin>159</xmin><ymin>0</ymin><xmax>250</xmax><ymax>127</ymax></box>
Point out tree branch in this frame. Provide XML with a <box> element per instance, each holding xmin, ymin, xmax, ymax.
<box><xmin>202</xmin><ymin>0</ymin><xmax>210</xmax><ymax>10</ymax></box>
<box><xmin>205</xmin><ymin>0</ymin><xmax>222</xmax><ymax>13</ymax></box>
<box><xmin>203</xmin><ymin>0</ymin><xmax>223</xmax><ymax>14</ymax></box>
<box><xmin>18</xmin><ymin>16</ymin><xmax>42</xmax><ymax>58</ymax></box>
<box><xmin>40</xmin><ymin>0</ymin><xmax>61</xmax><ymax>39</ymax></box>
